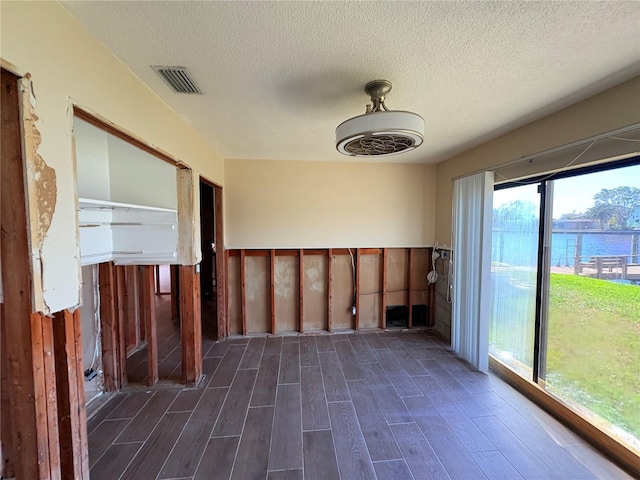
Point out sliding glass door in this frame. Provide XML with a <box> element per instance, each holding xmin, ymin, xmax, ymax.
<box><xmin>490</xmin><ymin>159</ymin><xmax>640</xmax><ymax>451</ymax></box>
<box><xmin>490</xmin><ymin>185</ymin><xmax>540</xmax><ymax>375</ymax></box>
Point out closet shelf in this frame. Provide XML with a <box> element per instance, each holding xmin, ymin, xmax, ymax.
<box><xmin>78</xmin><ymin>197</ymin><xmax>177</xmax><ymax>213</ymax></box>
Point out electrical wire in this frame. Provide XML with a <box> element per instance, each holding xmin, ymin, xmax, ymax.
<box><xmin>348</xmin><ymin>248</ymin><xmax>356</xmax><ymax>311</ymax></box>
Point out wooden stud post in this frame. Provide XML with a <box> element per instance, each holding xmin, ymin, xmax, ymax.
<box><xmin>299</xmin><ymin>249</ymin><xmax>304</xmax><ymax>333</ymax></box>
<box><xmin>141</xmin><ymin>265</ymin><xmax>158</xmax><ymax>386</ymax></box>
<box><xmin>240</xmin><ymin>249</ymin><xmax>247</xmax><ymax>336</ymax></box>
<box><xmin>125</xmin><ymin>265</ymin><xmax>141</xmax><ymax>354</ymax></box>
<box><xmin>382</xmin><ymin>248</ymin><xmax>388</xmax><ymax>330</ymax></box>
<box><xmin>214</xmin><ymin>185</ymin><xmax>226</xmax><ymax>341</ymax></box>
<box><xmin>408</xmin><ymin>248</ymin><xmax>414</xmax><ymax>329</ymax></box>
<box><xmin>99</xmin><ymin>262</ymin><xmax>120</xmax><ymax>391</ymax></box>
<box><xmin>225</xmin><ymin>250</ymin><xmax>231</xmax><ymax>337</ymax></box>
<box><xmin>0</xmin><ymin>306</ymin><xmax>15</xmax><ymax>478</ymax></box>
<box><xmin>40</xmin><ymin>314</ymin><xmax>61</xmax><ymax>479</ymax></box>
<box><xmin>327</xmin><ymin>249</ymin><xmax>333</xmax><ymax>332</ymax></box>
<box><xmin>179</xmin><ymin>265</ymin><xmax>203</xmax><ymax>387</ymax></box>
<box><xmin>170</xmin><ymin>265</ymin><xmax>180</xmax><ymax>322</ymax></box>
<box><xmin>1</xmin><ymin>68</ymin><xmax>56</xmax><ymax>479</ymax></box>
<box><xmin>53</xmin><ymin>310</ymin><xmax>89</xmax><ymax>480</ymax></box>
<box><xmin>270</xmin><ymin>249</ymin><xmax>276</xmax><ymax>334</ymax></box>
<box><xmin>355</xmin><ymin>248</ymin><xmax>361</xmax><ymax>331</ymax></box>
<box><xmin>114</xmin><ymin>266</ymin><xmax>127</xmax><ymax>387</ymax></box>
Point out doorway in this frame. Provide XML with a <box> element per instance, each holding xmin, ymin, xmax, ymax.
<box><xmin>199</xmin><ymin>177</ymin><xmax>225</xmax><ymax>340</ymax></box>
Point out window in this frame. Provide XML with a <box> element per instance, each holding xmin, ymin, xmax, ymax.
<box><xmin>490</xmin><ymin>157</ymin><xmax>640</xmax><ymax>451</ymax></box>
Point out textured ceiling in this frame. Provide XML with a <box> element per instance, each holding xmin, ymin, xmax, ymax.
<box><xmin>62</xmin><ymin>1</ymin><xmax>640</xmax><ymax>164</ymax></box>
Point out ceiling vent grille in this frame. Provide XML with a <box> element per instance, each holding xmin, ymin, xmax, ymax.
<box><xmin>151</xmin><ymin>66</ymin><xmax>202</xmax><ymax>94</ymax></box>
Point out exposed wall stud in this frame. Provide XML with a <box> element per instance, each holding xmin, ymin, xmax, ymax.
<box><xmin>327</xmin><ymin>249</ymin><xmax>333</xmax><ymax>332</ymax></box>
<box><xmin>141</xmin><ymin>265</ymin><xmax>158</xmax><ymax>386</ymax></box>
<box><xmin>114</xmin><ymin>266</ymin><xmax>127</xmax><ymax>387</ymax></box>
<box><xmin>355</xmin><ymin>248</ymin><xmax>361</xmax><ymax>330</ymax></box>
<box><xmin>299</xmin><ymin>249</ymin><xmax>304</xmax><ymax>333</ymax></box>
<box><xmin>382</xmin><ymin>248</ymin><xmax>388</xmax><ymax>330</ymax></box>
<box><xmin>270</xmin><ymin>249</ymin><xmax>276</xmax><ymax>334</ymax></box>
<box><xmin>179</xmin><ymin>265</ymin><xmax>202</xmax><ymax>386</ymax></box>
<box><xmin>408</xmin><ymin>248</ymin><xmax>414</xmax><ymax>329</ymax></box>
<box><xmin>240</xmin><ymin>249</ymin><xmax>247</xmax><ymax>336</ymax></box>
<box><xmin>53</xmin><ymin>310</ymin><xmax>89</xmax><ymax>480</ymax></box>
<box><xmin>99</xmin><ymin>262</ymin><xmax>119</xmax><ymax>391</ymax></box>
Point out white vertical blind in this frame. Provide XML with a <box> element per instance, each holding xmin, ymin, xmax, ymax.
<box><xmin>452</xmin><ymin>171</ymin><xmax>494</xmax><ymax>371</ymax></box>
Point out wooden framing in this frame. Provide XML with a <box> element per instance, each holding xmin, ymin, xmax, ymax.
<box><xmin>179</xmin><ymin>265</ymin><xmax>202</xmax><ymax>386</ymax></box>
<box><xmin>240</xmin><ymin>249</ymin><xmax>247</xmax><ymax>335</ymax></box>
<box><xmin>74</xmin><ymin>107</ymin><xmax>187</xmax><ymax>169</ymax></box>
<box><xmin>1</xmin><ymin>68</ymin><xmax>61</xmax><ymax>479</ymax></box>
<box><xmin>407</xmin><ymin>248</ymin><xmax>414</xmax><ymax>329</ymax></box>
<box><xmin>225</xmin><ymin>249</ymin><xmax>231</xmax><ymax>336</ymax></box>
<box><xmin>299</xmin><ymin>249</ymin><xmax>304</xmax><ymax>333</ymax></box>
<box><xmin>327</xmin><ymin>249</ymin><xmax>333</xmax><ymax>332</ymax></box>
<box><xmin>141</xmin><ymin>265</ymin><xmax>158</xmax><ymax>386</ymax></box>
<box><xmin>0</xmin><ymin>306</ymin><xmax>15</xmax><ymax>478</ymax></box>
<box><xmin>355</xmin><ymin>248</ymin><xmax>361</xmax><ymax>330</ymax></box>
<box><xmin>53</xmin><ymin>310</ymin><xmax>89</xmax><ymax>480</ymax></box>
<box><xmin>114</xmin><ymin>266</ymin><xmax>127</xmax><ymax>387</ymax></box>
<box><xmin>170</xmin><ymin>264</ymin><xmax>179</xmax><ymax>322</ymax></box>
<box><xmin>125</xmin><ymin>265</ymin><xmax>141</xmax><ymax>354</ymax></box>
<box><xmin>214</xmin><ymin>183</ymin><xmax>226</xmax><ymax>340</ymax></box>
<box><xmin>99</xmin><ymin>262</ymin><xmax>120</xmax><ymax>391</ymax></box>
<box><xmin>270</xmin><ymin>249</ymin><xmax>276</xmax><ymax>334</ymax></box>
<box><xmin>224</xmin><ymin>247</ymin><xmax>433</xmax><ymax>334</ymax></box>
<box><xmin>382</xmin><ymin>248</ymin><xmax>388</xmax><ymax>329</ymax></box>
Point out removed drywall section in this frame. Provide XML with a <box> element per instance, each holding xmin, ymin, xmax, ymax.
<box><xmin>303</xmin><ymin>255</ymin><xmax>327</xmax><ymax>331</ymax></box>
<box><xmin>227</xmin><ymin>255</ymin><xmax>242</xmax><ymax>335</ymax></box>
<box><xmin>331</xmin><ymin>254</ymin><xmax>354</xmax><ymax>330</ymax></box>
<box><xmin>433</xmin><ymin>249</ymin><xmax>452</xmax><ymax>342</ymax></box>
<box><xmin>79</xmin><ymin>265</ymin><xmax>102</xmax><ymax>404</ymax></box>
<box><xmin>386</xmin><ymin>248</ymin><xmax>409</xmax><ymax>306</ymax></box>
<box><xmin>359</xmin><ymin>253</ymin><xmax>382</xmax><ymax>329</ymax></box>
<box><xmin>275</xmin><ymin>256</ymin><xmax>299</xmax><ymax>333</ymax></box>
<box><xmin>411</xmin><ymin>248</ymin><xmax>429</xmax><ymax>306</ymax></box>
<box><xmin>245</xmin><ymin>256</ymin><xmax>270</xmax><ymax>333</ymax></box>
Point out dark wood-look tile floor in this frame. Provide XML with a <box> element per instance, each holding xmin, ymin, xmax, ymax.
<box><xmin>90</xmin><ymin>331</ymin><xmax>632</xmax><ymax>480</ymax></box>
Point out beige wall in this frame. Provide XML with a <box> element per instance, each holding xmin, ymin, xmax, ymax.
<box><xmin>435</xmin><ymin>76</ymin><xmax>640</xmax><ymax>247</ymax></box>
<box><xmin>225</xmin><ymin>159</ymin><xmax>436</xmax><ymax>248</ymax></box>
<box><xmin>1</xmin><ymin>2</ymin><xmax>224</xmax><ymax>313</ymax></box>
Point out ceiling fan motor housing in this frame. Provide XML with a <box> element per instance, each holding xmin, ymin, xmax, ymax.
<box><xmin>336</xmin><ymin>110</ymin><xmax>424</xmax><ymax>157</ymax></box>
<box><xmin>336</xmin><ymin>79</ymin><xmax>424</xmax><ymax>157</ymax></box>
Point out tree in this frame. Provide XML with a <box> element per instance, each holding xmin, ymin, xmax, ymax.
<box><xmin>585</xmin><ymin>202</ymin><xmax>615</xmax><ymax>229</ymax></box>
<box><xmin>587</xmin><ymin>186</ymin><xmax>640</xmax><ymax>229</ymax></box>
<box><xmin>493</xmin><ymin>200</ymin><xmax>538</xmax><ymax>231</ymax></box>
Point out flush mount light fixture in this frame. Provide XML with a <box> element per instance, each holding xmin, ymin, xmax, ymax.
<box><xmin>336</xmin><ymin>80</ymin><xmax>424</xmax><ymax>157</ymax></box>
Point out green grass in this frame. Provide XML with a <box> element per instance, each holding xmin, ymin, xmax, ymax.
<box><xmin>490</xmin><ymin>271</ymin><xmax>640</xmax><ymax>441</ymax></box>
<box><xmin>546</xmin><ymin>274</ymin><xmax>640</xmax><ymax>439</ymax></box>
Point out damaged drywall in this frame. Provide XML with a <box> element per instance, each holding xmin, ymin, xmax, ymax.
<box><xmin>21</xmin><ymin>77</ymin><xmax>57</xmax><ymax>313</ymax></box>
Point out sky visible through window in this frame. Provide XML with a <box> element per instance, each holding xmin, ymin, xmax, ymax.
<box><xmin>494</xmin><ymin>163</ymin><xmax>640</xmax><ymax>219</ymax></box>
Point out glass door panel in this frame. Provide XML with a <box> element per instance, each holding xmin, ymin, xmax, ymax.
<box><xmin>490</xmin><ymin>184</ymin><xmax>540</xmax><ymax>375</ymax></box>
<box><xmin>544</xmin><ymin>165</ymin><xmax>640</xmax><ymax>448</ymax></box>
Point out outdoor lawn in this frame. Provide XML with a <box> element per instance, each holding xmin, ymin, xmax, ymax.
<box><xmin>546</xmin><ymin>273</ymin><xmax>640</xmax><ymax>441</ymax></box>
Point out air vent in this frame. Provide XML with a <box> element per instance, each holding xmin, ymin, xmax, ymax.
<box><xmin>151</xmin><ymin>66</ymin><xmax>202</xmax><ymax>94</ymax></box>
